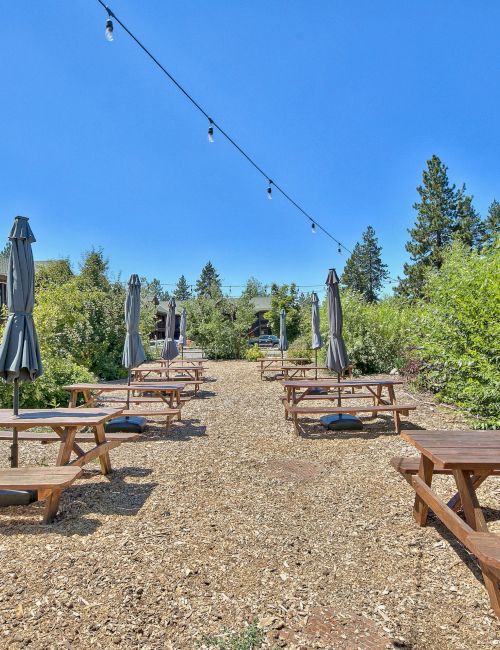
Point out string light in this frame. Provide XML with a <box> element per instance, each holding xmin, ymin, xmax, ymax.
<box><xmin>207</xmin><ymin>118</ymin><xmax>214</xmax><ymax>143</ymax></box>
<box><xmin>311</xmin><ymin>222</ymin><xmax>316</xmax><ymax>234</ymax></box>
<box><xmin>267</xmin><ymin>180</ymin><xmax>273</xmax><ymax>200</ymax></box>
<box><xmin>105</xmin><ymin>8</ymin><xmax>114</xmax><ymax>41</ymax></box>
<box><xmin>94</xmin><ymin>0</ymin><xmax>356</xmax><ymax>257</ymax></box>
<box><xmin>338</xmin><ymin>245</ymin><xmax>342</xmax><ymax>254</ymax></box>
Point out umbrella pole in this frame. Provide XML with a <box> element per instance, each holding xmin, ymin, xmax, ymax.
<box><xmin>126</xmin><ymin>369</ymin><xmax>131</xmax><ymax>412</ymax></box>
<box><xmin>181</xmin><ymin>345</ymin><xmax>184</xmax><ymax>360</ymax></box>
<box><xmin>281</xmin><ymin>349</ymin><xmax>284</xmax><ymax>366</ymax></box>
<box><xmin>337</xmin><ymin>374</ymin><xmax>341</xmax><ymax>407</ymax></box>
<box><xmin>11</xmin><ymin>379</ymin><xmax>19</xmax><ymax>468</ymax></box>
<box><xmin>315</xmin><ymin>349</ymin><xmax>318</xmax><ymax>380</ymax></box>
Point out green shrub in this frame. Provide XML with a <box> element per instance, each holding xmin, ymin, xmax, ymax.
<box><xmin>0</xmin><ymin>354</ymin><xmax>96</xmax><ymax>409</ymax></box>
<box><xmin>287</xmin><ymin>338</ymin><xmax>313</xmax><ymax>364</ymax></box>
<box><xmin>245</xmin><ymin>344</ymin><xmax>264</xmax><ymax>361</ymax></box>
<box><xmin>415</xmin><ymin>241</ymin><xmax>500</xmax><ymax>427</ymax></box>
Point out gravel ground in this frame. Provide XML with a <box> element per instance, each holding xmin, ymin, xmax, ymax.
<box><xmin>0</xmin><ymin>360</ymin><xmax>499</xmax><ymax>649</ymax></box>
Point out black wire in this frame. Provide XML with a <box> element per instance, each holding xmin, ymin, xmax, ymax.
<box><xmin>96</xmin><ymin>0</ymin><xmax>353</xmax><ymax>254</ymax></box>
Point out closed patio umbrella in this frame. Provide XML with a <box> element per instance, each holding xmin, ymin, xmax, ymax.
<box><xmin>325</xmin><ymin>268</ymin><xmax>349</xmax><ymax>377</ymax></box>
<box><xmin>178</xmin><ymin>307</ymin><xmax>187</xmax><ymax>359</ymax></box>
<box><xmin>122</xmin><ymin>274</ymin><xmax>146</xmax><ymax>409</ymax></box>
<box><xmin>161</xmin><ymin>297</ymin><xmax>179</xmax><ymax>364</ymax></box>
<box><xmin>279</xmin><ymin>308</ymin><xmax>288</xmax><ymax>364</ymax></box>
<box><xmin>311</xmin><ymin>292</ymin><xmax>323</xmax><ymax>380</ymax></box>
<box><xmin>0</xmin><ymin>216</ymin><xmax>43</xmax><ymax>467</ymax></box>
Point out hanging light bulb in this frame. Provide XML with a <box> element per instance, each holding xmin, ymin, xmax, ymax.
<box><xmin>267</xmin><ymin>180</ymin><xmax>273</xmax><ymax>200</ymax></box>
<box><xmin>105</xmin><ymin>16</ymin><xmax>114</xmax><ymax>41</ymax></box>
<box><xmin>311</xmin><ymin>222</ymin><xmax>316</xmax><ymax>234</ymax></box>
<box><xmin>338</xmin><ymin>245</ymin><xmax>342</xmax><ymax>254</ymax></box>
<box><xmin>208</xmin><ymin>119</ymin><xmax>214</xmax><ymax>143</ymax></box>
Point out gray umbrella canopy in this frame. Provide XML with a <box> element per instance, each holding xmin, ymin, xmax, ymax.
<box><xmin>0</xmin><ymin>217</ymin><xmax>43</xmax><ymax>384</ymax></box>
<box><xmin>311</xmin><ymin>292</ymin><xmax>323</xmax><ymax>350</ymax></box>
<box><xmin>325</xmin><ymin>269</ymin><xmax>349</xmax><ymax>374</ymax></box>
<box><xmin>122</xmin><ymin>274</ymin><xmax>146</xmax><ymax>370</ymax></box>
<box><xmin>161</xmin><ymin>298</ymin><xmax>179</xmax><ymax>361</ymax></box>
<box><xmin>178</xmin><ymin>308</ymin><xmax>187</xmax><ymax>346</ymax></box>
<box><xmin>279</xmin><ymin>308</ymin><xmax>288</xmax><ymax>352</ymax></box>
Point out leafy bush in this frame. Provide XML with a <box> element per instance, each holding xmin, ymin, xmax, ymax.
<box><xmin>245</xmin><ymin>344</ymin><xmax>264</xmax><ymax>361</ymax></box>
<box><xmin>415</xmin><ymin>241</ymin><xmax>500</xmax><ymax>426</ymax></box>
<box><xmin>287</xmin><ymin>338</ymin><xmax>313</xmax><ymax>364</ymax></box>
<box><xmin>0</xmin><ymin>354</ymin><xmax>95</xmax><ymax>409</ymax></box>
<box><xmin>319</xmin><ymin>290</ymin><xmax>415</xmax><ymax>374</ymax></box>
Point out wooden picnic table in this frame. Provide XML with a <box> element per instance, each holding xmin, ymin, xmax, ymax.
<box><xmin>64</xmin><ymin>382</ymin><xmax>185</xmax><ymax>410</ymax></box>
<box><xmin>157</xmin><ymin>358</ymin><xmax>205</xmax><ymax>367</ymax></box>
<box><xmin>259</xmin><ymin>358</ymin><xmax>353</xmax><ymax>380</ymax></box>
<box><xmin>280</xmin><ymin>364</ymin><xmax>353</xmax><ymax>380</ymax></box>
<box><xmin>132</xmin><ymin>364</ymin><xmax>205</xmax><ymax>383</ymax></box>
<box><xmin>397</xmin><ymin>429</ymin><xmax>500</xmax><ymax>616</ymax></box>
<box><xmin>0</xmin><ymin>407</ymin><xmax>123</xmax><ymax>521</ymax></box>
<box><xmin>258</xmin><ymin>357</ymin><xmax>313</xmax><ymax>379</ymax></box>
<box><xmin>281</xmin><ymin>378</ymin><xmax>414</xmax><ymax>435</ymax></box>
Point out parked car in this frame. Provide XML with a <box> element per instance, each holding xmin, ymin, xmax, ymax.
<box><xmin>248</xmin><ymin>335</ymin><xmax>279</xmax><ymax>348</ymax></box>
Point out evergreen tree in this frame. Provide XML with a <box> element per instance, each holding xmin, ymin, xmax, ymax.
<box><xmin>482</xmin><ymin>200</ymin><xmax>500</xmax><ymax>247</ymax></box>
<box><xmin>0</xmin><ymin>242</ymin><xmax>11</xmax><ymax>259</ymax></box>
<box><xmin>195</xmin><ymin>261</ymin><xmax>221</xmax><ymax>298</ymax></box>
<box><xmin>241</xmin><ymin>276</ymin><xmax>267</xmax><ymax>299</ymax></box>
<box><xmin>173</xmin><ymin>274</ymin><xmax>192</xmax><ymax>301</ymax></box>
<box><xmin>78</xmin><ymin>248</ymin><xmax>110</xmax><ymax>290</ymax></box>
<box><xmin>142</xmin><ymin>278</ymin><xmax>169</xmax><ymax>302</ymax></box>
<box><xmin>397</xmin><ymin>155</ymin><xmax>458</xmax><ymax>300</ymax></box>
<box><xmin>36</xmin><ymin>259</ymin><xmax>74</xmax><ymax>290</ymax></box>
<box><xmin>341</xmin><ymin>226</ymin><xmax>388</xmax><ymax>302</ymax></box>
<box><xmin>454</xmin><ymin>184</ymin><xmax>484</xmax><ymax>248</ymax></box>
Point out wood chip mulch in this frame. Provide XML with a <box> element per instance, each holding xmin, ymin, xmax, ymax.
<box><xmin>0</xmin><ymin>361</ymin><xmax>499</xmax><ymax>649</ymax></box>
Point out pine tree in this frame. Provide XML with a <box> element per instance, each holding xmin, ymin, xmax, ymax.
<box><xmin>482</xmin><ymin>199</ymin><xmax>500</xmax><ymax>247</ymax></box>
<box><xmin>0</xmin><ymin>242</ymin><xmax>11</xmax><ymax>259</ymax></box>
<box><xmin>454</xmin><ymin>184</ymin><xmax>484</xmax><ymax>248</ymax></box>
<box><xmin>341</xmin><ymin>226</ymin><xmax>388</xmax><ymax>302</ymax></box>
<box><xmin>195</xmin><ymin>261</ymin><xmax>221</xmax><ymax>298</ymax></box>
<box><xmin>397</xmin><ymin>155</ymin><xmax>458</xmax><ymax>300</ymax></box>
<box><xmin>174</xmin><ymin>274</ymin><xmax>192</xmax><ymax>301</ymax></box>
<box><xmin>78</xmin><ymin>248</ymin><xmax>110</xmax><ymax>290</ymax></box>
<box><xmin>241</xmin><ymin>276</ymin><xmax>267</xmax><ymax>299</ymax></box>
<box><xmin>142</xmin><ymin>278</ymin><xmax>169</xmax><ymax>302</ymax></box>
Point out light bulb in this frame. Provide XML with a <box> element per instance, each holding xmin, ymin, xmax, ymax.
<box><xmin>267</xmin><ymin>182</ymin><xmax>272</xmax><ymax>200</ymax></box>
<box><xmin>105</xmin><ymin>18</ymin><xmax>114</xmax><ymax>41</ymax></box>
<box><xmin>208</xmin><ymin>120</ymin><xmax>214</xmax><ymax>143</ymax></box>
<box><xmin>311</xmin><ymin>222</ymin><xmax>316</xmax><ymax>234</ymax></box>
<box><xmin>338</xmin><ymin>245</ymin><xmax>342</xmax><ymax>254</ymax></box>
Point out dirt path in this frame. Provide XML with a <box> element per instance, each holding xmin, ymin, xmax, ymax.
<box><xmin>0</xmin><ymin>361</ymin><xmax>498</xmax><ymax>649</ymax></box>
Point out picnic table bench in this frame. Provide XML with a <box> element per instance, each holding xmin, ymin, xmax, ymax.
<box><xmin>0</xmin><ymin>466</ymin><xmax>82</xmax><ymax>524</ymax></box>
<box><xmin>0</xmin><ymin>407</ymin><xmax>129</xmax><ymax>522</ymax></box>
<box><xmin>393</xmin><ymin>429</ymin><xmax>500</xmax><ymax>616</ymax></box>
<box><xmin>281</xmin><ymin>379</ymin><xmax>415</xmax><ymax>435</ymax></box>
<box><xmin>132</xmin><ymin>364</ymin><xmax>205</xmax><ymax>384</ymax></box>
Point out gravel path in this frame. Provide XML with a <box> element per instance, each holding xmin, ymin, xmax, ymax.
<box><xmin>0</xmin><ymin>361</ymin><xmax>499</xmax><ymax>649</ymax></box>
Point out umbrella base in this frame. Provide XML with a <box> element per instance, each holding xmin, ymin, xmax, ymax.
<box><xmin>320</xmin><ymin>414</ymin><xmax>363</xmax><ymax>431</ymax></box>
<box><xmin>309</xmin><ymin>387</ymin><xmax>328</xmax><ymax>395</ymax></box>
<box><xmin>105</xmin><ymin>416</ymin><xmax>147</xmax><ymax>434</ymax></box>
<box><xmin>0</xmin><ymin>489</ymin><xmax>37</xmax><ymax>507</ymax></box>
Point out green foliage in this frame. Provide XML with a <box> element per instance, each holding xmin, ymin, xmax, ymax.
<box><xmin>341</xmin><ymin>226</ymin><xmax>388</xmax><ymax>302</ymax></box>
<box><xmin>0</xmin><ymin>242</ymin><xmax>11</xmax><ymax>259</ymax></box>
<box><xmin>287</xmin><ymin>338</ymin><xmax>313</xmax><ymax>363</ymax></box>
<box><xmin>35</xmin><ymin>259</ymin><xmax>74</xmax><ymax>290</ymax></box>
<box><xmin>414</xmin><ymin>241</ymin><xmax>500</xmax><ymax>426</ymax></box>
<box><xmin>77</xmin><ymin>248</ymin><xmax>110</xmax><ymax>290</ymax></box>
<box><xmin>241</xmin><ymin>277</ymin><xmax>268</xmax><ymax>299</ymax></box>
<box><xmin>245</xmin><ymin>344</ymin><xmax>264</xmax><ymax>361</ymax></box>
<box><xmin>141</xmin><ymin>277</ymin><xmax>170</xmax><ymax>302</ymax></box>
<box><xmin>319</xmin><ymin>290</ymin><xmax>415</xmax><ymax>374</ymax></box>
<box><xmin>186</xmin><ymin>294</ymin><xmax>254</xmax><ymax>360</ymax></box>
<box><xmin>199</xmin><ymin>622</ymin><xmax>265</xmax><ymax>649</ymax></box>
<box><xmin>195</xmin><ymin>261</ymin><xmax>222</xmax><ymax>298</ymax></box>
<box><xmin>0</xmin><ymin>353</ymin><xmax>95</xmax><ymax>409</ymax></box>
<box><xmin>264</xmin><ymin>284</ymin><xmax>302</xmax><ymax>342</ymax></box>
<box><xmin>174</xmin><ymin>274</ymin><xmax>192</xmax><ymax>300</ymax></box>
<box><xmin>482</xmin><ymin>200</ymin><xmax>500</xmax><ymax>247</ymax></box>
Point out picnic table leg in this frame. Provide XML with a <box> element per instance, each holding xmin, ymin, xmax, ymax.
<box><xmin>387</xmin><ymin>384</ymin><xmax>402</xmax><ymax>433</ymax></box>
<box><xmin>453</xmin><ymin>469</ymin><xmax>500</xmax><ymax>615</ymax></box>
<box><xmin>43</xmin><ymin>489</ymin><xmax>63</xmax><ymax>524</ymax></box>
<box><xmin>68</xmin><ymin>390</ymin><xmax>78</xmax><ymax>408</ymax></box>
<box><xmin>372</xmin><ymin>384</ymin><xmax>382</xmax><ymax>418</ymax></box>
<box><xmin>413</xmin><ymin>455</ymin><xmax>434</xmax><ymax>526</ymax></box>
<box><xmin>94</xmin><ymin>423</ymin><xmax>112</xmax><ymax>475</ymax></box>
<box><xmin>448</xmin><ymin>472</ymin><xmax>491</xmax><ymax>512</ymax></box>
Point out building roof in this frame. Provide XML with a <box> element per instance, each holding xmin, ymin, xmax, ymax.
<box><xmin>250</xmin><ymin>296</ymin><xmax>272</xmax><ymax>312</ymax></box>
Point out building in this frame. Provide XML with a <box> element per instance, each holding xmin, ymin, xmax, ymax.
<box><xmin>152</xmin><ymin>295</ymin><xmax>273</xmax><ymax>341</ymax></box>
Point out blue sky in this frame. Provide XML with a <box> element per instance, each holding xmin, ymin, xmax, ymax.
<box><xmin>1</xmin><ymin>1</ymin><xmax>499</xmax><ymax>296</ymax></box>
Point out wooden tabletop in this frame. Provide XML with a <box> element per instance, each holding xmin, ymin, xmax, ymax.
<box><xmin>282</xmin><ymin>378</ymin><xmax>403</xmax><ymax>388</ymax></box>
<box><xmin>133</xmin><ymin>364</ymin><xmax>206</xmax><ymax>371</ymax></box>
<box><xmin>401</xmin><ymin>430</ymin><xmax>500</xmax><ymax>470</ymax></box>
<box><xmin>0</xmin><ymin>407</ymin><xmax>122</xmax><ymax>428</ymax></box>
<box><xmin>64</xmin><ymin>383</ymin><xmax>185</xmax><ymax>392</ymax></box>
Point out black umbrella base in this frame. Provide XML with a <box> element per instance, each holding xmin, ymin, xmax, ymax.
<box><xmin>105</xmin><ymin>416</ymin><xmax>147</xmax><ymax>434</ymax></box>
<box><xmin>0</xmin><ymin>489</ymin><xmax>37</xmax><ymax>507</ymax></box>
<box><xmin>320</xmin><ymin>414</ymin><xmax>363</xmax><ymax>431</ymax></box>
<box><xmin>309</xmin><ymin>387</ymin><xmax>328</xmax><ymax>395</ymax></box>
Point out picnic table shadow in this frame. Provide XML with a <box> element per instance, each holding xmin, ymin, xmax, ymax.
<box><xmin>0</xmin><ymin>467</ymin><xmax>156</xmax><ymax>537</ymax></box>
<box><xmin>297</xmin><ymin>415</ymin><xmax>423</xmax><ymax>440</ymax></box>
<box><xmin>145</xmin><ymin>418</ymin><xmax>207</xmax><ymax>442</ymax></box>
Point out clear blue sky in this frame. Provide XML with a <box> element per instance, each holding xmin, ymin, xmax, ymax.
<box><xmin>1</xmin><ymin>1</ymin><xmax>499</xmax><ymax>296</ymax></box>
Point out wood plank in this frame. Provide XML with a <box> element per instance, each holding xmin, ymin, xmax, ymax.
<box><xmin>0</xmin><ymin>466</ymin><xmax>82</xmax><ymax>490</ymax></box>
<box><xmin>0</xmin><ymin>408</ymin><xmax>123</xmax><ymax>428</ymax></box>
<box><xmin>286</xmin><ymin>404</ymin><xmax>415</xmax><ymax>414</ymax></box>
<box><xmin>282</xmin><ymin>379</ymin><xmax>403</xmax><ymax>388</ymax></box>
